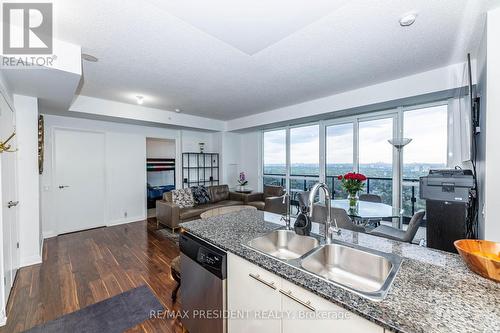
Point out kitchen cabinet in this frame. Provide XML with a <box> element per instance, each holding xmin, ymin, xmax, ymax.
<box><xmin>227</xmin><ymin>253</ymin><xmax>282</xmax><ymax>333</ymax></box>
<box><xmin>280</xmin><ymin>279</ymin><xmax>383</xmax><ymax>333</ymax></box>
<box><xmin>227</xmin><ymin>253</ymin><xmax>384</xmax><ymax>333</ymax></box>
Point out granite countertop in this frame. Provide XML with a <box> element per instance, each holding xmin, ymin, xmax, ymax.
<box><xmin>180</xmin><ymin>210</ymin><xmax>500</xmax><ymax>333</ymax></box>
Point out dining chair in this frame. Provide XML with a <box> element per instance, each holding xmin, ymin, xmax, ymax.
<box><xmin>368</xmin><ymin>210</ymin><xmax>425</xmax><ymax>243</ymax></box>
<box><xmin>359</xmin><ymin>193</ymin><xmax>382</xmax><ymax>203</ymax></box>
<box><xmin>311</xmin><ymin>204</ymin><xmax>366</xmax><ymax>233</ymax></box>
<box><xmin>359</xmin><ymin>193</ymin><xmax>383</xmax><ymax>227</ymax></box>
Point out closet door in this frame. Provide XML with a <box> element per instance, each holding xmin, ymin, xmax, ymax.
<box><xmin>53</xmin><ymin>129</ymin><xmax>106</xmax><ymax>234</ymax></box>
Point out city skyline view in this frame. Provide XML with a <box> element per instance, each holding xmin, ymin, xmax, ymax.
<box><xmin>263</xmin><ymin>104</ymin><xmax>448</xmax><ymax>166</ymax></box>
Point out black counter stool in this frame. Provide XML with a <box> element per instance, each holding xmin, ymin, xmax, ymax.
<box><xmin>170</xmin><ymin>256</ymin><xmax>181</xmax><ymax>302</ymax></box>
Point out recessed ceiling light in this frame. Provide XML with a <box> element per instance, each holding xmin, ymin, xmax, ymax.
<box><xmin>82</xmin><ymin>53</ymin><xmax>98</xmax><ymax>62</ymax></box>
<box><xmin>136</xmin><ymin>96</ymin><xmax>144</xmax><ymax>105</ymax></box>
<box><xmin>175</xmin><ymin>108</ymin><xmax>181</xmax><ymax>113</ymax></box>
<box><xmin>399</xmin><ymin>14</ymin><xmax>417</xmax><ymax>27</ymax></box>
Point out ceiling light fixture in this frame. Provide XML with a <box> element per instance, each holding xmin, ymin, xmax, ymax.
<box><xmin>82</xmin><ymin>53</ymin><xmax>98</xmax><ymax>62</ymax></box>
<box><xmin>136</xmin><ymin>96</ymin><xmax>144</xmax><ymax>105</ymax></box>
<box><xmin>175</xmin><ymin>108</ymin><xmax>181</xmax><ymax>113</ymax></box>
<box><xmin>399</xmin><ymin>14</ymin><xmax>417</xmax><ymax>27</ymax></box>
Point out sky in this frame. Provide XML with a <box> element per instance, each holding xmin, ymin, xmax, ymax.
<box><xmin>264</xmin><ymin>105</ymin><xmax>448</xmax><ymax>165</ymax></box>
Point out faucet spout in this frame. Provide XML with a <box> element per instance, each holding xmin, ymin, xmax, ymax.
<box><xmin>308</xmin><ymin>182</ymin><xmax>341</xmax><ymax>243</ymax></box>
<box><xmin>281</xmin><ymin>190</ymin><xmax>291</xmax><ymax>230</ymax></box>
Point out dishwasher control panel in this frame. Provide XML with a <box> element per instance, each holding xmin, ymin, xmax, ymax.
<box><xmin>197</xmin><ymin>248</ymin><xmax>223</xmax><ymax>270</ymax></box>
<box><xmin>180</xmin><ymin>231</ymin><xmax>227</xmax><ymax>279</ymax></box>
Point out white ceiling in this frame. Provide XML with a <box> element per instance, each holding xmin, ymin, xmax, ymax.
<box><xmin>53</xmin><ymin>0</ymin><xmax>498</xmax><ymax>120</ymax></box>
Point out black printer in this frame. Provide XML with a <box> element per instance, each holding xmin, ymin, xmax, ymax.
<box><xmin>420</xmin><ymin>169</ymin><xmax>474</xmax><ymax>203</ymax></box>
<box><xmin>419</xmin><ymin>169</ymin><xmax>475</xmax><ymax>253</ymax></box>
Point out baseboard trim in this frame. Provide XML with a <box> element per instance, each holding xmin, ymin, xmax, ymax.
<box><xmin>0</xmin><ymin>310</ymin><xmax>6</xmax><ymax>327</ymax></box>
<box><xmin>40</xmin><ymin>237</ymin><xmax>44</xmax><ymax>259</ymax></box>
<box><xmin>43</xmin><ymin>230</ymin><xmax>57</xmax><ymax>239</ymax></box>
<box><xmin>20</xmin><ymin>254</ymin><xmax>42</xmax><ymax>268</ymax></box>
<box><xmin>107</xmin><ymin>215</ymin><xmax>146</xmax><ymax>227</ymax></box>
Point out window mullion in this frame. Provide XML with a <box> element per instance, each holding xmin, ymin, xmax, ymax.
<box><xmin>319</xmin><ymin>121</ymin><xmax>326</xmax><ymax>185</ymax></box>
<box><xmin>285</xmin><ymin>126</ymin><xmax>291</xmax><ymax>193</ymax></box>
<box><xmin>354</xmin><ymin>119</ymin><xmax>359</xmax><ymax>173</ymax></box>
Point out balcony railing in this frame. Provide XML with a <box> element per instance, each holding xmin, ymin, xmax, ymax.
<box><xmin>263</xmin><ymin>174</ymin><xmax>422</xmax><ymax>218</ymax></box>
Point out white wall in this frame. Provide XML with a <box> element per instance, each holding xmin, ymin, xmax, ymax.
<box><xmin>227</xmin><ymin>62</ymin><xmax>475</xmax><ymax>131</ymax></box>
<box><xmin>476</xmin><ymin>18</ymin><xmax>488</xmax><ymax>240</ymax></box>
<box><xmin>41</xmin><ymin>115</ymin><xmax>219</xmax><ymax>237</ymax></box>
<box><xmin>0</xmin><ymin>76</ymin><xmax>14</xmax><ymax>325</ymax></box>
<box><xmin>213</xmin><ymin>132</ymin><xmax>242</xmax><ymax>187</ymax></box>
<box><xmin>180</xmin><ymin>130</ymin><xmax>216</xmax><ymax>152</ymax></box>
<box><xmin>483</xmin><ymin>7</ymin><xmax>500</xmax><ymax>242</ymax></box>
<box><xmin>146</xmin><ymin>138</ymin><xmax>176</xmax><ymax>158</ymax></box>
<box><xmin>69</xmin><ymin>95</ymin><xmax>226</xmax><ymax>132</ymax></box>
<box><xmin>239</xmin><ymin>132</ymin><xmax>262</xmax><ymax>191</ymax></box>
<box><xmin>106</xmin><ymin>133</ymin><xmax>147</xmax><ymax>225</ymax></box>
<box><xmin>0</xmin><ymin>72</ymin><xmax>13</xmax><ymax>110</ymax></box>
<box><xmin>14</xmin><ymin>95</ymin><xmax>41</xmax><ymax>267</ymax></box>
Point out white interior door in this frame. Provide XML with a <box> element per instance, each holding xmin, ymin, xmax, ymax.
<box><xmin>0</xmin><ymin>96</ymin><xmax>19</xmax><ymax>304</ymax></box>
<box><xmin>54</xmin><ymin>129</ymin><xmax>106</xmax><ymax>234</ymax></box>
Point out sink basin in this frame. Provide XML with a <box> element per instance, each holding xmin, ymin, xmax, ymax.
<box><xmin>247</xmin><ymin>230</ymin><xmax>319</xmax><ymax>260</ymax></box>
<box><xmin>301</xmin><ymin>243</ymin><xmax>401</xmax><ymax>300</ymax></box>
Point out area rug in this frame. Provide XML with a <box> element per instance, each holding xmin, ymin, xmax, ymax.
<box><xmin>24</xmin><ymin>285</ymin><xmax>164</xmax><ymax>333</ymax></box>
<box><xmin>157</xmin><ymin>227</ymin><xmax>180</xmax><ymax>244</ymax></box>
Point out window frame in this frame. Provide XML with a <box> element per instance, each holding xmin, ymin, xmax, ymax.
<box><xmin>261</xmin><ymin>100</ymin><xmax>449</xmax><ymax>214</ymax></box>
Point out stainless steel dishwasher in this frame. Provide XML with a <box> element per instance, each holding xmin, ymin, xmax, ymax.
<box><xmin>180</xmin><ymin>231</ymin><xmax>227</xmax><ymax>333</ymax></box>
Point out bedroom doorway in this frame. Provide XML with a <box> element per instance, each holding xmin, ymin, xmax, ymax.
<box><xmin>146</xmin><ymin>138</ymin><xmax>176</xmax><ymax>218</ymax></box>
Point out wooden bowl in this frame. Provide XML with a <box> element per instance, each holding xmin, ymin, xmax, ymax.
<box><xmin>454</xmin><ymin>239</ymin><xmax>500</xmax><ymax>282</ymax></box>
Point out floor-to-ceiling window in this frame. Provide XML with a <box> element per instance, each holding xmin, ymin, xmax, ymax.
<box><xmin>263</xmin><ymin>129</ymin><xmax>286</xmax><ymax>187</ymax></box>
<box><xmin>262</xmin><ymin>102</ymin><xmax>449</xmax><ymax>218</ymax></box>
<box><xmin>326</xmin><ymin>122</ymin><xmax>354</xmax><ymax>198</ymax></box>
<box><xmin>402</xmin><ymin>103</ymin><xmax>448</xmax><ymax>215</ymax></box>
<box><xmin>358</xmin><ymin>117</ymin><xmax>395</xmax><ymax>204</ymax></box>
<box><xmin>289</xmin><ymin>124</ymin><xmax>319</xmax><ymax>193</ymax></box>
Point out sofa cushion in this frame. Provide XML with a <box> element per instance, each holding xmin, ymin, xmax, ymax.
<box><xmin>191</xmin><ymin>185</ymin><xmax>211</xmax><ymax>205</ymax></box>
<box><xmin>214</xmin><ymin>200</ymin><xmax>244</xmax><ymax>207</ymax></box>
<box><xmin>172</xmin><ymin>188</ymin><xmax>194</xmax><ymax>208</ymax></box>
<box><xmin>163</xmin><ymin>191</ymin><xmax>173</xmax><ymax>202</ymax></box>
<box><xmin>209</xmin><ymin>185</ymin><xmax>229</xmax><ymax>203</ymax></box>
<box><xmin>247</xmin><ymin>201</ymin><xmax>265</xmax><ymax>211</ymax></box>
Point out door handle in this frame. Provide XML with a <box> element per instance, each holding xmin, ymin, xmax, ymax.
<box><xmin>279</xmin><ymin>289</ymin><xmax>316</xmax><ymax>311</ymax></box>
<box><xmin>248</xmin><ymin>273</ymin><xmax>277</xmax><ymax>290</ymax></box>
<box><xmin>58</xmin><ymin>185</ymin><xmax>70</xmax><ymax>189</ymax></box>
<box><xmin>7</xmin><ymin>201</ymin><xmax>19</xmax><ymax>208</ymax></box>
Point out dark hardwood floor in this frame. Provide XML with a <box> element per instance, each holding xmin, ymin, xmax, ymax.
<box><xmin>0</xmin><ymin>219</ymin><xmax>184</xmax><ymax>333</ymax></box>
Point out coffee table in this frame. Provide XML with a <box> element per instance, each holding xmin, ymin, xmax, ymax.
<box><xmin>200</xmin><ymin>205</ymin><xmax>257</xmax><ymax>219</ymax></box>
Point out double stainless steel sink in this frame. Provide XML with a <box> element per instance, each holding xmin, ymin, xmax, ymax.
<box><xmin>247</xmin><ymin>229</ymin><xmax>319</xmax><ymax>260</ymax></box>
<box><xmin>246</xmin><ymin>229</ymin><xmax>402</xmax><ymax>300</ymax></box>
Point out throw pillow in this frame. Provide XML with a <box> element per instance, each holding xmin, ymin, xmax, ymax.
<box><xmin>172</xmin><ymin>188</ymin><xmax>195</xmax><ymax>208</ymax></box>
<box><xmin>191</xmin><ymin>185</ymin><xmax>211</xmax><ymax>205</ymax></box>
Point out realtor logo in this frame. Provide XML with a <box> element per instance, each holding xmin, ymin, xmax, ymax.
<box><xmin>2</xmin><ymin>3</ymin><xmax>53</xmax><ymax>54</ymax></box>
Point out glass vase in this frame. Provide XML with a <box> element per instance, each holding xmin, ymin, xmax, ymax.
<box><xmin>347</xmin><ymin>192</ymin><xmax>359</xmax><ymax>209</ymax></box>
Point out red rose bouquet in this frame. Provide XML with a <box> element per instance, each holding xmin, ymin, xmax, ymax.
<box><xmin>338</xmin><ymin>172</ymin><xmax>367</xmax><ymax>207</ymax></box>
